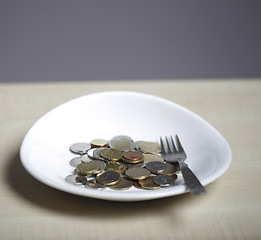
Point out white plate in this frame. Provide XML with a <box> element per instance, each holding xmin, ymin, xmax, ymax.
<box><xmin>20</xmin><ymin>91</ymin><xmax>232</xmax><ymax>201</ymax></box>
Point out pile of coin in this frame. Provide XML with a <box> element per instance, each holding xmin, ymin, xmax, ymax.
<box><xmin>65</xmin><ymin>135</ymin><xmax>179</xmax><ymax>191</ymax></box>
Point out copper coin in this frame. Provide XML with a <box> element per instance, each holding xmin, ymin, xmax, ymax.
<box><xmin>123</xmin><ymin>151</ymin><xmax>143</xmax><ymax>161</ymax></box>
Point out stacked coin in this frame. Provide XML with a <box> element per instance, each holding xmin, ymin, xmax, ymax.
<box><xmin>65</xmin><ymin>135</ymin><xmax>178</xmax><ymax>190</ymax></box>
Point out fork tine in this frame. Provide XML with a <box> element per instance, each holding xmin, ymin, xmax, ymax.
<box><xmin>170</xmin><ymin>136</ymin><xmax>178</xmax><ymax>153</ymax></box>
<box><xmin>160</xmin><ymin>137</ymin><xmax>167</xmax><ymax>155</ymax></box>
<box><xmin>176</xmin><ymin>135</ymin><xmax>185</xmax><ymax>153</ymax></box>
<box><xmin>165</xmin><ymin>136</ymin><xmax>171</xmax><ymax>154</ymax></box>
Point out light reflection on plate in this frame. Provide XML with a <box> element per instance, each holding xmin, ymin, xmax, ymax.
<box><xmin>20</xmin><ymin>91</ymin><xmax>232</xmax><ymax>201</ymax></box>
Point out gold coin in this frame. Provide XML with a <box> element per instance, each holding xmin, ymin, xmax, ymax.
<box><xmin>85</xmin><ymin>179</ymin><xmax>106</xmax><ymax>189</ymax></box>
<box><xmin>143</xmin><ymin>154</ymin><xmax>164</xmax><ymax>164</ymax></box>
<box><xmin>76</xmin><ymin>161</ymin><xmax>102</xmax><ymax>176</ymax></box>
<box><xmin>106</xmin><ymin>161</ymin><xmax>126</xmax><ymax>174</ymax></box>
<box><xmin>125</xmin><ymin>167</ymin><xmax>150</xmax><ymax>180</ymax></box>
<box><xmin>139</xmin><ymin>141</ymin><xmax>161</xmax><ymax>154</ymax></box>
<box><xmin>158</xmin><ymin>162</ymin><xmax>178</xmax><ymax>176</ymax></box>
<box><xmin>100</xmin><ymin>148</ymin><xmax>123</xmax><ymax>161</ymax></box>
<box><xmin>96</xmin><ymin>170</ymin><xmax>121</xmax><ymax>186</ymax></box>
<box><xmin>138</xmin><ymin>176</ymin><xmax>161</xmax><ymax>190</ymax></box>
<box><xmin>91</xmin><ymin>139</ymin><xmax>109</xmax><ymax>148</ymax></box>
<box><xmin>109</xmin><ymin>177</ymin><xmax>133</xmax><ymax>190</ymax></box>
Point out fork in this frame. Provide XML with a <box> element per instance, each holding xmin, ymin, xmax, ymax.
<box><xmin>160</xmin><ymin>135</ymin><xmax>206</xmax><ymax>195</ymax></box>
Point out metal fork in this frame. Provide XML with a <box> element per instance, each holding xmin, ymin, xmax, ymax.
<box><xmin>160</xmin><ymin>135</ymin><xmax>206</xmax><ymax>195</ymax></box>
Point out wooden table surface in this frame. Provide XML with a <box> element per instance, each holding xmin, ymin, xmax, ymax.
<box><xmin>0</xmin><ymin>79</ymin><xmax>260</xmax><ymax>240</ymax></box>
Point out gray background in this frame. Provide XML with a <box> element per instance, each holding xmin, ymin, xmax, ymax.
<box><xmin>1</xmin><ymin>0</ymin><xmax>261</xmax><ymax>83</ymax></box>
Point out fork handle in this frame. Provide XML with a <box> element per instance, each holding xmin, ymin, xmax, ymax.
<box><xmin>178</xmin><ymin>161</ymin><xmax>206</xmax><ymax>195</ymax></box>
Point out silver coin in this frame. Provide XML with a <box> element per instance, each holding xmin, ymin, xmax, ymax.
<box><xmin>70</xmin><ymin>142</ymin><xmax>91</xmax><ymax>154</ymax></box>
<box><xmin>73</xmin><ymin>169</ymin><xmax>88</xmax><ymax>180</ymax></box>
<box><xmin>65</xmin><ymin>175</ymin><xmax>85</xmax><ymax>185</ymax></box>
<box><xmin>81</xmin><ymin>154</ymin><xmax>92</xmax><ymax>162</ymax></box>
<box><xmin>154</xmin><ymin>175</ymin><xmax>176</xmax><ymax>187</ymax></box>
<box><xmin>109</xmin><ymin>135</ymin><xmax>135</xmax><ymax>151</ymax></box>
<box><xmin>146</xmin><ymin>161</ymin><xmax>167</xmax><ymax>173</ymax></box>
<box><xmin>87</xmin><ymin>148</ymin><xmax>96</xmax><ymax>159</ymax></box>
<box><xmin>92</xmin><ymin>160</ymin><xmax>106</xmax><ymax>172</ymax></box>
<box><xmin>93</xmin><ymin>147</ymin><xmax>107</xmax><ymax>161</ymax></box>
<box><xmin>73</xmin><ymin>168</ymin><xmax>78</xmax><ymax>175</ymax></box>
<box><xmin>69</xmin><ymin>157</ymin><xmax>83</xmax><ymax>167</ymax></box>
<box><xmin>85</xmin><ymin>179</ymin><xmax>106</xmax><ymax>189</ymax></box>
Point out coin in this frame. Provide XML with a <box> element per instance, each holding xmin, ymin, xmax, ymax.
<box><xmin>93</xmin><ymin>160</ymin><xmax>106</xmax><ymax>172</ymax></box>
<box><xmin>170</xmin><ymin>174</ymin><xmax>178</xmax><ymax>180</ymax></box>
<box><xmin>123</xmin><ymin>151</ymin><xmax>143</xmax><ymax>161</ymax></box>
<box><xmin>69</xmin><ymin>157</ymin><xmax>83</xmax><ymax>167</ymax></box>
<box><xmin>154</xmin><ymin>175</ymin><xmax>176</xmax><ymax>187</ymax></box>
<box><xmin>146</xmin><ymin>161</ymin><xmax>167</xmax><ymax>173</ymax></box>
<box><xmin>109</xmin><ymin>135</ymin><xmax>135</xmax><ymax>151</ymax></box>
<box><xmin>125</xmin><ymin>161</ymin><xmax>145</xmax><ymax>169</ymax></box>
<box><xmin>143</xmin><ymin>154</ymin><xmax>164</xmax><ymax>164</ymax></box>
<box><xmin>139</xmin><ymin>141</ymin><xmax>161</xmax><ymax>154</ymax></box>
<box><xmin>81</xmin><ymin>154</ymin><xmax>92</xmax><ymax>162</ymax></box>
<box><xmin>85</xmin><ymin>179</ymin><xmax>106</xmax><ymax>189</ymax></box>
<box><xmin>122</xmin><ymin>151</ymin><xmax>143</xmax><ymax>164</ymax></box>
<box><xmin>158</xmin><ymin>162</ymin><xmax>177</xmax><ymax>176</ymax></box>
<box><xmin>96</xmin><ymin>170</ymin><xmax>121</xmax><ymax>186</ymax></box>
<box><xmin>100</xmin><ymin>148</ymin><xmax>123</xmax><ymax>161</ymax></box>
<box><xmin>76</xmin><ymin>161</ymin><xmax>103</xmax><ymax>176</ymax></box>
<box><xmin>125</xmin><ymin>167</ymin><xmax>150</xmax><ymax>180</ymax></box>
<box><xmin>65</xmin><ymin>175</ymin><xmax>84</xmax><ymax>185</ymax></box>
<box><xmin>93</xmin><ymin>147</ymin><xmax>107</xmax><ymax>161</ymax></box>
<box><xmin>173</xmin><ymin>162</ymin><xmax>181</xmax><ymax>171</ymax></box>
<box><xmin>73</xmin><ymin>168</ymin><xmax>78</xmax><ymax>175</ymax></box>
<box><xmin>87</xmin><ymin>148</ymin><xmax>96</xmax><ymax>159</ymax></box>
<box><xmin>106</xmin><ymin>161</ymin><xmax>126</xmax><ymax>174</ymax></box>
<box><xmin>109</xmin><ymin>177</ymin><xmax>133</xmax><ymax>190</ymax></box>
<box><xmin>91</xmin><ymin>139</ymin><xmax>109</xmax><ymax>148</ymax></box>
<box><xmin>134</xmin><ymin>141</ymin><xmax>143</xmax><ymax>151</ymax></box>
<box><xmin>133</xmin><ymin>180</ymin><xmax>144</xmax><ymax>189</ymax></box>
<box><xmin>138</xmin><ymin>176</ymin><xmax>161</xmax><ymax>190</ymax></box>
<box><xmin>70</xmin><ymin>142</ymin><xmax>91</xmax><ymax>154</ymax></box>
